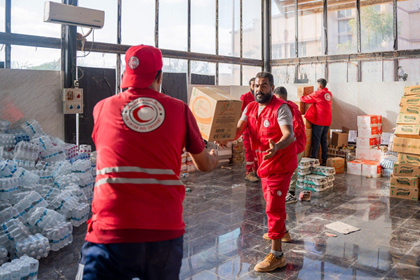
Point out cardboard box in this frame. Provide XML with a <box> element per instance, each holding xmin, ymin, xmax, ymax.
<box><xmin>393</xmin><ymin>137</ymin><xmax>420</xmax><ymax>155</ymax></box>
<box><xmin>390</xmin><ymin>175</ymin><xmax>418</xmax><ymax>188</ymax></box>
<box><xmin>404</xmin><ymin>85</ymin><xmax>420</xmax><ymax>96</ymax></box>
<box><xmin>397</xmin><ymin>114</ymin><xmax>420</xmax><ymax>124</ymax></box>
<box><xmin>362</xmin><ymin>161</ymin><xmax>382</xmax><ymax>178</ymax></box>
<box><xmin>332</xmin><ymin>132</ymin><xmax>348</xmax><ymax>147</ymax></box>
<box><xmin>326</xmin><ymin>157</ymin><xmax>345</xmax><ymax>174</ymax></box>
<box><xmin>393</xmin><ymin>162</ymin><xmax>420</xmax><ymax>177</ymax></box>
<box><xmin>297</xmin><ymin>86</ymin><xmax>314</xmax><ymax>98</ymax></box>
<box><xmin>395</xmin><ymin>124</ymin><xmax>420</xmax><ymax>139</ymax></box>
<box><xmin>302</xmin><ymin>115</ymin><xmax>312</xmax><ymax>129</ymax></box>
<box><xmin>390</xmin><ymin>185</ymin><xmax>419</xmax><ymax>201</ymax></box>
<box><xmin>357</xmin><ymin>137</ymin><xmax>381</xmax><ymax>148</ymax></box>
<box><xmin>369</xmin><ymin>147</ymin><xmax>383</xmax><ymax>161</ymax></box>
<box><xmin>304</xmin><ymin>129</ymin><xmax>312</xmax><ymax>157</ymax></box>
<box><xmin>358</xmin><ymin>125</ymin><xmax>382</xmax><ymax>138</ymax></box>
<box><xmin>347</xmin><ymin>161</ymin><xmax>363</xmax><ymax>175</ymax></box>
<box><xmin>357</xmin><ymin>115</ymin><xmax>382</xmax><ymax>127</ymax></box>
<box><xmin>356</xmin><ymin>148</ymin><xmax>370</xmax><ymax>160</ymax></box>
<box><xmin>400</xmin><ymin>95</ymin><xmax>420</xmax><ymax>108</ymax></box>
<box><xmin>400</xmin><ymin>106</ymin><xmax>420</xmax><ymax>115</ymax></box>
<box><xmin>189</xmin><ymin>87</ymin><xmax>242</xmax><ymax>142</ymax></box>
<box><xmin>299</xmin><ymin>102</ymin><xmax>311</xmax><ymax>115</ymax></box>
<box><xmin>398</xmin><ymin>153</ymin><xmax>420</xmax><ymax>165</ymax></box>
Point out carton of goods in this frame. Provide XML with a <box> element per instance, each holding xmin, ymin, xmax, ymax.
<box><xmin>400</xmin><ymin>95</ymin><xmax>420</xmax><ymax>108</ymax></box>
<box><xmin>362</xmin><ymin>161</ymin><xmax>382</xmax><ymax>178</ymax></box>
<box><xmin>356</xmin><ymin>137</ymin><xmax>381</xmax><ymax>148</ymax></box>
<box><xmin>395</xmin><ymin>124</ymin><xmax>420</xmax><ymax>139</ymax></box>
<box><xmin>396</xmin><ymin>114</ymin><xmax>420</xmax><ymax>124</ymax></box>
<box><xmin>393</xmin><ymin>162</ymin><xmax>420</xmax><ymax>177</ymax></box>
<box><xmin>390</xmin><ymin>185</ymin><xmax>419</xmax><ymax>201</ymax></box>
<box><xmin>332</xmin><ymin>132</ymin><xmax>348</xmax><ymax>147</ymax></box>
<box><xmin>326</xmin><ymin>157</ymin><xmax>345</xmax><ymax>174</ymax></box>
<box><xmin>369</xmin><ymin>147</ymin><xmax>382</xmax><ymax>161</ymax></box>
<box><xmin>297</xmin><ymin>86</ymin><xmax>314</xmax><ymax>98</ymax></box>
<box><xmin>304</xmin><ymin>174</ymin><xmax>328</xmax><ymax>186</ymax></box>
<box><xmin>356</xmin><ymin>148</ymin><xmax>370</xmax><ymax>160</ymax></box>
<box><xmin>347</xmin><ymin>161</ymin><xmax>363</xmax><ymax>175</ymax></box>
<box><xmin>404</xmin><ymin>85</ymin><xmax>420</xmax><ymax>96</ymax></box>
<box><xmin>393</xmin><ymin>137</ymin><xmax>420</xmax><ymax>155</ymax></box>
<box><xmin>300</xmin><ymin>102</ymin><xmax>311</xmax><ymax>115</ymax></box>
<box><xmin>302</xmin><ymin>115</ymin><xmax>312</xmax><ymax>129</ymax></box>
<box><xmin>312</xmin><ymin>166</ymin><xmax>336</xmax><ymax>176</ymax></box>
<box><xmin>400</xmin><ymin>106</ymin><xmax>420</xmax><ymax>115</ymax></box>
<box><xmin>398</xmin><ymin>153</ymin><xmax>420</xmax><ymax>165</ymax></box>
<box><xmin>189</xmin><ymin>87</ymin><xmax>242</xmax><ymax>142</ymax></box>
<box><xmin>304</xmin><ymin>129</ymin><xmax>312</xmax><ymax>157</ymax></box>
<box><xmin>357</xmin><ymin>115</ymin><xmax>382</xmax><ymax>127</ymax></box>
<box><xmin>390</xmin><ymin>175</ymin><xmax>418</xmax><ymax>188</ymax></box>
<box><xmin>358</xmin><ymin>125</ymin><xmax>382</xmax><ymax>138</ymax></box>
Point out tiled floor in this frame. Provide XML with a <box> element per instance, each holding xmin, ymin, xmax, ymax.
<box><xmin>38</xmin><ymin>165</ymin><xmax>420</xmax><ymax>279</ymax></box>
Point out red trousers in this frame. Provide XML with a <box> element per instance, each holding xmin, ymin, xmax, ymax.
<box><xmin>242</xmin><ymin>133</ymin><xmax>258</xmax><ymax>173</ymax></box>
<box><xmin>261</xmin><ymin>171</ymin><xmax>293</xmax><ymax>240</ymax></box>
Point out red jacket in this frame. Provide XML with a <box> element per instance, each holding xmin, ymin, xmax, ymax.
<box><xmin>89</xmin><ymin>88</ymin><xmax>190</xmax><ymax>237</ymax></box>
<box><xmin>240</xmin><ymin>91</ymin><xmax>255</xmax><ymax>136</ymax></box>
<box><xmin>287</xmin><ymin>101</ymin><xmax>306</xmax><ymax>154</ymax></box>
<box><xmin>300</xmin><ymin>87</ymin><xmax>332</xmax><ymax>126</ymax></box>
<box><xmin>246</xmin><ymin>97</ymin><xmax>297</xmax><ymax>178</ymax></box>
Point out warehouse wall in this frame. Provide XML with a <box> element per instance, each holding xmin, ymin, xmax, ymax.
<box><xmin>0</xmin><ymin>69</ymin><xmax>64</xmax><ymax>139</ymax></box>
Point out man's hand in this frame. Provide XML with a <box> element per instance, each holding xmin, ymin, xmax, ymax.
<box><xmin>263</xmin><ymin>139</ymin><xmax>278</xmax><ymax>160</ymax></box>
<box><xmin>215</xmin><ymin>141</ymin><xmax>229</xmax><ymax>148</ymax></box>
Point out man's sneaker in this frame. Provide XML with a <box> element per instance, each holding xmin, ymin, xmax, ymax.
<box><xmin>262</xmin><ymin>232</ymin><xmax>291</xmax><ymax>243</ymax></box>
<box><xmin>286</xmin><ymin>192</ymin><xmax>298</xmax><ymax>204</ymax></box>
<box><xmin>245</xmin><ymin>172</ymin><xmax>259</xmax><ymax>182</ymax></box>
<box><xmin>254</xmin><ymin>253</ymin><xmax>286</xmax><ymax>272</ymax></box>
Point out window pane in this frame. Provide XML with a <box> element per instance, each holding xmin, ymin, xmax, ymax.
<box><xmin>77</xmin><ymin>52</ymin><xmax>116</xmax><ymax>69</ymax></box>
<box><xmin>242</xmin><ymin>66</ymin><xmax>261</xmax><ymax>86</ymax></box>
<box><xmin>163</xmin><ymin>58</ymin><xmax>187</xmax><ymax>73</ymax></box>
<box><xmin>159</xmin><ymin>0</ymin><xmax>187</xmax><ymax>51</ymax></box>
<box><xmin>0</xmin><ymin>47</ymin><xmax>4</xmax><ymax>67</ymax></box>
<box><xmin>191</xmin><ymin>0</ymin><xmax>215</xmax><ymax>54</ymax></box>
<box><xmin>383</xmin><ymin>60</ymin><xmax>394</xmax><ymax>82</ymax></box>
<box><xmin>122</xmin><ymin>0</ymin><xmax>155</xmax><ymax>46</ymax></box>
<box><xmin>191</xmin><ymin>61</ymin><xmax>216</xmax><ymax>75</ymax></box>
<box><xmin>361</xmin><ymin>4</ymin><xmax>393</xmax><ymax>52</ymax></box>
<box><xmin>328</xmin><ymin>63</ymin><xmax>347</xmax><ymax>83</ymax></box>
<box><xmin>362</xmin><ymin>61</ymin><xmax>382</xmax><ymax>82</ymax></box>
<box><xmin>77</xmin><ymin>0</ymin><xmax>117</xmax><ymax>44</ymax></box>
<box><xmin>11</xmin><ymin>0</ymin><xmax>61</xmax><ymax>37</ymax></box>
<box><xmin>219</xmin><ymin>0</ymin><xmax>240</xmax><ymax>57</ymax></box>
<box><xmin>271</xmin><ymin>0</ymin><xmax>296</xmax><ymax>59</ymax></box>
<box><xmin>0</xmin><ymin>0</ymin><xmax>4</xmax><ymax>32</ymax></box>
<box><xmin>297</xmin><ymin>64</ymin><xmax>325</xmax><ymax>84</ymax></box>
<box><xmin>348</xmin><ymin>62</ymin><xmax>358</xmax><ymax>82</ymax></box>
<box><xmin>399</xmin><ymin>59</ymin><xmax>420</xmax><ymax>82</ymax></box>
<box><xmin>11</xmin><ymin>46</ymin><xmax>60</xmax><ymax>70</ymax></box>
<box><xmin>272</xmin><ymin>65</ymin><xmax>295</xmax><ymax>85</ymax></box>
<box><xmin>298</xmin><ymin>1</ymin><xmax>323</xmax><ymax>57</ymax></box>
<box><xmin>219</xmin><ymin>63</ymin><xmax>240</xmax><ymax>85</ymax></box>
<box><xmin>398</xmin><ymin>0</ymin><xmax>420</xmax><ymax>50</ymax></box>
<box><xmin>243</xmin><ymin>1</ymin><xmax>262</xmax><ymax>59</ymax></box>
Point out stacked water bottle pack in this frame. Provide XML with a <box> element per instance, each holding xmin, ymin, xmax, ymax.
<box><xmin>0</xmin><ymin>255</ymin><xmax>39</xmax><ymax>279</ymax></box>
<box><xmin>297</xmin><ymin>158</ymin><xmax>336</xmax><ymax>192</ymax></box>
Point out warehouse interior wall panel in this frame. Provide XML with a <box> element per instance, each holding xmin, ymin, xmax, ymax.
<box><xmin>161</xmin><ymin>73</ymin><xmax>188</xmax><ymax>104</ymax></box>
<box><xmin>0</xmin><ymin>69</ymin><xmax>64</xmax><ymax>139</ymax></box>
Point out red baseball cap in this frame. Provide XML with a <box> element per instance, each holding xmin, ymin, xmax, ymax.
<box><xmin>121</xmin><ymin>45</ymin><xmax>163</xmax><ymax>89</ymax></box>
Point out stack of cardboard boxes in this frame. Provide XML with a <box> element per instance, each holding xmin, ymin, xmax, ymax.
<box><xmin>390</xmin><ymin>85</ymin><xmax>420</xmax><ymax>200</ymax></box>
<box><xmin>295</xmin><ymin>86</ymin><xmax>314</xmax><ymax>158</ymax></box>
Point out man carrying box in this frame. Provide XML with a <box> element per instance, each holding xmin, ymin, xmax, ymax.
<box><xmin>219</xmin><ymin>72</ymin><xmax>297</xmax><ymax>272</ymax></box>
<box><xmin>240</xmin><ymin>77</ymin><xmax>259</xmax><ymax>182</ymax></box>
<box><xmin>300</xmin><ymin>78</ymin><xmax>332</xmax><ymax>165</ymax></box>
<box><xmin>274</xmin><ymin>86</ymin><xmax>306</xmax><ymax>204</ymax></box>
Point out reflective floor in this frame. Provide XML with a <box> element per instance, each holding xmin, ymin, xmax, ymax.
<box><xmin>38</xmin><ymin>165</ymin><xmax>420</xmax><ymax>279</ymax></box>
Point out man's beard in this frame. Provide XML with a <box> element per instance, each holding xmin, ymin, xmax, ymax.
<box><xmin>251</xmin><ymin>89</ymin><xmax>254</xmax><ymax>95</ymax></box>
<box><xmin>255</xmin><ymin>92</ymin><xmax>272</xmax><ymax>104</ymax></box>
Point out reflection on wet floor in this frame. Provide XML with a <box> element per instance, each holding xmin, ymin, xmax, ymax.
<box><xmin>37</xmin><ymin>165</ymin><xmax>420</xmax><ymax>279</ymax></box>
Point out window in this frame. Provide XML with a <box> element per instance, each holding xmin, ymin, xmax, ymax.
<box><xmin>11</xmin><ymin>0</ymin><xmax>61</xmax><ymax>37</ymax></box>
<box><xmin>298</xmin><ymin>0</ymin><xmax>323</xmax><ymax>57</ymax></box>
<box><xmin>328</xmin><ymin>63</ymin><xmax>348</xmax><ymax>83</ymax></box>
<box><xmin>271</xmin><ymin>0</ymin><xmax>296</xmax><ymax>59</ymax></box>
<box><xmin>243</xmin><ymin>1</ymin><xmax>262</xmax><ymax>59</ymax></box>
<box><xmin>219</xmin><ymin>63</ymin><xmax>240</xmax><ymax>85</ymax></box>
<box><xmin>338</xmin><ymin>9</ymin><xmax>352</xmax><ymax>18</ymax></box>
<box><xmin>272</xmin><ymin>65</ymin><xmax>295</xmax><ymax>85</ymax></box>
<box><xmin>399</xmin><ymin>59</ymin><xmax>420</xmax><ymax>82</ymax></box>
<box><xmin>191</xmin><ymin>0</ymin><xmax>215</xmax><ymax>54</ymax></box>
<box><xmin>298</xmin><ymin>64</ymin><xmax>325</xmax><ymax>84</ymax></box>
<box><xmin>383</xmin><ymin>60</ymin><xmax>394</xmax><ymax>82</ymax></box>
<box><xmin>219</xmin><ymin>0</ymin><xmax>240</xmax><ymax>57</ymax></box>
<box><xmin>0</xmin><ymin>0</ymin><xmax>4</xmax><ymax>32</ymax></box>
<box><xmin>361</xmin><ymin>4</ymin><xmax>393</xmax><ymax>52</ymax></box>
<box><xmin>11</xmin><ymin>46</ymin><xmax>60</xmax><ymax>70</ymax></box>
<box><xmin>338</xmin><ymin>20</ymin><xmax>351</xmax><ymax>34</ymax></box>
<box><xmin>242</xmin><ymin>66</ymin><xmax>261</xmax><ymax>86</ymax></box>
<box><xmin>122</xmin><ymin>0</ymin><xmax>155</xmax><ymax>46</ymax></box>
<box><xmin>299</xmin><ymin>42</ymin><xmax>307</xmax><ymax>57</ymax></box>
<box><xmin>163</xmin><ymin>58</ymin><xmax>187</xmax><ymax>73</ymax></box>
<box><xmin>77</xmin><ymin>52</ymin><xmax>117</xmax><ymax>69</ymax></box>
<box><xmin>272</xmin><ymin>45</ymin><xmax>283</xmax><ymax>59</ymax></box>
<box><xmin>159</xmin><ymin>0</ymin><xmax>188</xmax><ymax>51</ymax></box>
<box><xmin>348</xmin><ymin>62</ymin><xmax>358</xmax><ymax>82</ymax></box>
<box><xmin>191</xmin><ymin>61</ymin><xmax>216</xmax><ymax>75</ymax></box>
<box><xmin>328</xmin><ymin>3</ymin><xmax>357</xmax><ymax>55</ymax></box>
<box><xmin>338</xmin><ymin>35</ymin><xmax>352</xmax><ymax>45</ymax></box>
<box><xmin>362</xmin><ymin>61</ymin><xmax>382</xmax><ymax>82</ymax></box>
<box><xmin>398</xmin><ymin>0</ymin><xmax>420</xmax><ymax>51</ymax></box>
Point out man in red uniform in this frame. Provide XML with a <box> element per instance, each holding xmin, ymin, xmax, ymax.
<box><xmin>76</xmin><ymin>45</ymin><xmax>219</xmax><ymax>280</ymax></box>
<box><xmin>240</xmin><ymin>77</ymin><xmax>259</xmax><ymax>182</ymax></box>
<box><xmin>274</xmin><ymin>87</ymin><xmax>306</xmax><ymax>204</ymax></box>
<box><xmin>219</xmin><ymin>72</ymin><xmax>297</xmax><ymax>272</ymax></box>
<box><xmin>300</xmin><ymin>78</ymin><xmax>332</xmax><ymax>165</ymax></box>
<box><xmin>241</xmin><ymin>78</ymin><xmax>259</xmax><ymax>183</ymax></box>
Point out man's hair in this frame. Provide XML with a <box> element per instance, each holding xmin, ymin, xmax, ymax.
<box><xmin>154</xmin><ymin>70</ymin><xmax>162</xmax><ymax>82</ymax></box>
<box><xmin>273</xmin><ymin>87</ymin><xmax>287</xmax><ymax>101</ymax></box>
<box><xmin>249</xmin><ymin>77</ymin><xmax>255</xmax><ymax>86</ymax></box>
<box><xmin>255</xmin><ymin>72</ymin><xmax>274</xmax><ymax>86</ymax></box>
<box><xmin>317</xmin><ymin>78</ymin><xmax>327</xmax><ymax>88</ymax></box>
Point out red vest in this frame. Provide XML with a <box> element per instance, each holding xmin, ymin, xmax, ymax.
<box><xmin>287</xmin><ymin>101</ymin><xmax>307</xmax><ymax>154</ymax></box>
<box><xmin>300</xmin><ymin>88</ymin><xmax>333</xmax><ymax>126</ymax></box>
<box><xmin>240</xmin><ymin>91</ymin><xmax>255</xmax><ymax>136</ymax></box>
<box><xmin>246</xmin><ymin>97</ymin><xmax>298</xmax><ymax>178</ymax></box>
<box><xmin>90</xmin><ymin>88</ymin><xmax>187</xmax><ymax>231</ymax></box>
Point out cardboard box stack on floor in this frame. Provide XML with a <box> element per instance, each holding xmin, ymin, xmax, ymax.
<box><xmin>389</xmin><ymin>85</ymin><xmax>420</xmax><ymax>200</ymax></box>
<box><xmin>232</xmin><ymin>138</ymin><xmax>244</xmax><ymax>164</ymax></box>
<box><xmin>297</xmin><ymin>158</ymin><xmax>336</xmax><ymax>192</ymax></box>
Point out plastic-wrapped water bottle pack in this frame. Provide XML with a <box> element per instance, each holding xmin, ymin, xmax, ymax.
<box><xmin>0</xmin><ymin>255</ymin><xmax>39</xmax><ymax>280</ymax></box>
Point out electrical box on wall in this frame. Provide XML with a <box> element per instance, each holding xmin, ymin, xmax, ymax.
<box><xmin>63</xmin><ymin>88</ymin><xmax>83</xmax><ymax>114</ymax></box>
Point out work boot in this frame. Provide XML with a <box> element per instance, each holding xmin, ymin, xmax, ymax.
<box><xmin>254</xmin><ymin>253</ymin><xmax>286</xmax><ymax>272</ymax></box>
<box><xmin>245</xmin><ymin>172</ymin><xmax>259</xmax><ymax>182</ymax></box>
<box><xmin>262</xmin><ymin>231</ymin><xmax>291</xmax><ymax>242</ymax></box>
<box><xmin>285</xmin><ymin>192</ymin><xmax>298</xmax><ymax>204</ymax></box>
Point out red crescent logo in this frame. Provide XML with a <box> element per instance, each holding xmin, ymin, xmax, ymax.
<box><xmin>132</xmin><ymin>105</ymin><xmax>153</xmax><ymax>123</ymax></box>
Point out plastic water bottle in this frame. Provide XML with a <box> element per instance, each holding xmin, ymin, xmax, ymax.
<box><xmin>0</xmin><ymin>120</ymin><xmax>10</xmax><ymax>133</ymax></box>
<box><xmin>63</xmin><ymin>144</ymin><xmax>78</xmax><ymax>160</ymax></box>
<box><xmin>20</xmin><ymin>120</ymin><xmax>45</xmax><ymax>138</ymax></box>
<box><xmin>13</xmin><ymin>142</ymin><xmax>40</xmax><ymax>162</ymax></box>
<box><xmin>33</xmin><ymin>170</ymin><xmax>54</xmax><ymax>186</ymax></box>
<box><xmin>0</xmin><ymin>177</ymin><xmax>20</xmax><ymax>200</ymax></box>
<box><xmin>40</xmin><ymin>147</ymin><xmax>66</xmax><ymax>163</ymax></box>
<box><xmin>53</xmin><ymin>174</ymin><xmax>80</xmax><ymax>189</ymax></box>
<box><xmin>13</xmin><ymin>168</ymin><xmax>39</xmax><ymax>186</ymax></box>
<box><xmin>49</xmin><ymin>191</ymin><xmax>79</xmax><ymax>219</ymax></box>
<box><xmin>13</xmin><ymin>192</ymin><xmax>48</xmax><ymax>224</ymax></box>
<box><xmin>70</xmin><ymin>202</ymin><xmax>90</xmax><ymax>227</ymax></box>
<box><xmin>0</xmin><ymin>134</ymin><xmax>15</xmax><ymax>150</ymax></box>
<box><xmin>71</xmin><ymin>160</ymin><xmax>91</xmax><ymax>174</ymax></box>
